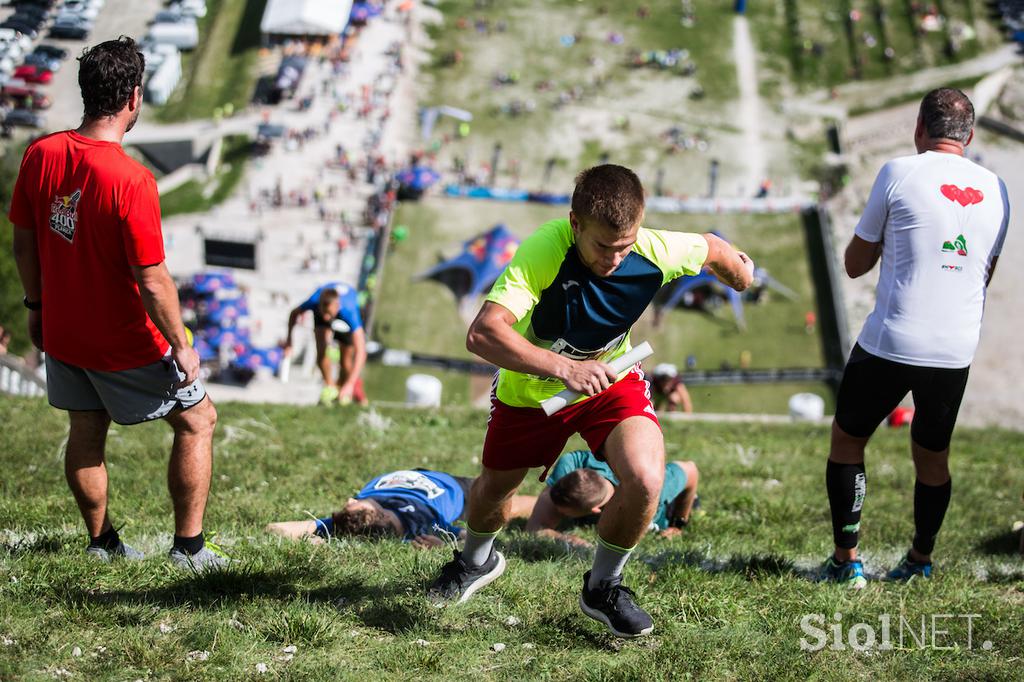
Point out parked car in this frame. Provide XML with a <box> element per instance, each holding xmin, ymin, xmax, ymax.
<box><xmin>0</xmin><ymin>20</ymin><xmax>39</xmax><ymax>39</ymax></box>
<box><xmin>24</xmin><ymin>51</ymin><xmax>60</xmax><ymax>72</ymax></box>
<box><xmin>171</xmin><ymin>0</ymin><xmax>206</xmax><ymax>19</ymax></box>
<box><xmin>49</xmin><ymin>22</ymin><xmax>89</xmax><ymax>39</ymax></box>
<box><xmin>146</xmin><ymin>22</ymin><xmax>198</xmax><ymax>50</ymax></box>
<box><xmin>55</xmin><ymin>10</ymin><xmax>98</xmax><ymax>25</ymax></box>
<box><xmin>12</xmin><ymin>3</ymin><xmax>52</xmax><ymax>17</ymax></box>
<box><xmin>0</xmin><ymin>40</ymin><xmax>24</xmax><ymax>61</ymax></box>
<box><xmin>13</xmin><ymin>64</ymin><xmax>51</xmax><ymax>83</ymax></box>
<box><xmin>51</xmin><ymin>13</ymin><xmax>92</xmax><ymax>28</ymax></box>
<box><xmin>1</xmin><ymin>83</ymin><xmax>51</xmax><ymax>109</ymax></box>
<box><xmin>9</xmin><ymin>12</ymin><xmax>46</xmax><ymax>28</ymax></box>
<box><xmin>0</xmin><ymin>29</ymin><xmax>33</xmax><ymax>52</ymax></box>
<box><xmin>152</xmin><ymin>10</ymin><xmax>191</xmax><ymax>25</ymax></box>
<box><xmin>10</xmin><ymin>8</ymin><xmax>50</xmax><ymax>25</ymax></box>
<box><xmin>33</xmin><ymin>43</ymin><xmax>68</xmax><ymax>60</ymax></box>
<box><xmin>3</xmin><ymin>107</ymin><xmax>46</xmax><ymax>127</ymax></box>
<box><xmin>9</xmin><ymin>11</ymin><xmax>47</xmax><ymax>27</ymax></box>
<box><xmin>58</xmin><ymin>1</ymin><xmax>100</xmax><ymax>20</ymax></box>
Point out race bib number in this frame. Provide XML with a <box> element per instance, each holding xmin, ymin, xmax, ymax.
<box><xmin>373</xmin><ymin>471</ymin><xmax>445</xmax><ymax>499</ymax></box>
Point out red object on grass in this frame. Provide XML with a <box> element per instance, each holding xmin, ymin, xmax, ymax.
<box><xmin>888</xmin><ymin>407</ymin><xmax>914</xmax><ymax>428</ymax></box>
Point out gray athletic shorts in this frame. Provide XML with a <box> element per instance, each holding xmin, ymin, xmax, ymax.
<box><xmin>45</xmin><ymin>353</ymin><xmax>207</xmax><ymax>425</ymax></box>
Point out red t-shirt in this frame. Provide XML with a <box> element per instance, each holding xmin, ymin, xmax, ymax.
<box><xmin>8</xmin><ymin>130</ymin><xmax>170</xmax><ymax>371</ymax></box>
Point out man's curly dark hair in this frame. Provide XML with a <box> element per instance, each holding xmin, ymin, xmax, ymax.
<box><xmin>78</xmin><ymin>36</ymin><xmax>145</xmax><ymax>120</ymax></box>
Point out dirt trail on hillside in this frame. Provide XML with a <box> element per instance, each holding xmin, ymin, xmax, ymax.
<box><xmin>733</xmin><ymin>15</ymin><xmax>766</xmax><ymax>196</ymax></box>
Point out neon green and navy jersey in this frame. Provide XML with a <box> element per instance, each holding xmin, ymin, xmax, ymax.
<box><xmin>485</xmin><ymin>218</ymin><xmax>708</xmax><ymax>408</ymax></box>
<box><xmin>546</xmin><ymin>450</ymin><xmax>689</xmax><ymax>531</ymax></box>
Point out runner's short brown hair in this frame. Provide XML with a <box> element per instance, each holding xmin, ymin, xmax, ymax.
<box><xmin>332</xmin><ymin>506</ymin><xmax>395</xmax><ymax>537</ymax></box>
<box><xmin>550</xmin><ymin>469</ymin><xmax>607</xmax><ymax>513</ymax></box>
<box><xmin>571</xmin><ymin>164</ymin><xmax>645</xmax><ymax>232</ymax></box>
<box><xmin>318</xmin><ymin>288</ymin><xmax>340</xmax><ymax>316</ymax></box>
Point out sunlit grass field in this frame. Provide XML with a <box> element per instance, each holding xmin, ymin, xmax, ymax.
<box><xmin>2</xmin><ymin>398</ymin><xmax>1022</xmax><ymax>679</ymax></box>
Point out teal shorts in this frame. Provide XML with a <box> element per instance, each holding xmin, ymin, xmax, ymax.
<box><xmin>664</xmin><ymin>461</ymin><xmax>689</xmax><ymax>498</ymax></box>
<box><xmin>650</xmin><ymin>461</ymin><xmax>689</xmax><ymax>531</ymax></box>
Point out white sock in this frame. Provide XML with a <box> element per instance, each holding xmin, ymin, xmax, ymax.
<box><xmin>588</xmin><ymin>536</ymin><xmax>634</xmax><ymax>590</ymax></box>
<box><xmin>462</xmin><ymin>526</ymin><xmax>498</xmax><ymax>568</ymax></box>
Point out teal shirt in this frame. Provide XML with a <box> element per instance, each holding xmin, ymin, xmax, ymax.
<box><xmin>546</xmin><ymin>450</ymin><xmax>688</xmax><ymax>531</ymax></box>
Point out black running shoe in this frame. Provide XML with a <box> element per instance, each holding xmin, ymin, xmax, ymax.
<box><xmin>579</xmin><ymin>570</ymin><xmax>654</xmax><ymax>638</ymax></box>
<box><xmin>427</xmin><ymin>549</ymin><xmax>506</xmax><ymax>604</ymax></box>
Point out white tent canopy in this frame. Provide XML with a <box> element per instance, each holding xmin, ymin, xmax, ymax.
<box><xmin>261</xmin><ymin>0</ymin><xmax>353</xmax><ymax>38</ymax></box>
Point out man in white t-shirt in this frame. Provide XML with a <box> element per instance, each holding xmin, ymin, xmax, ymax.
<box><xmin>819</xmin><ymin>88</ymin><xmax>1010</xmax><ymax>588</ymax></box>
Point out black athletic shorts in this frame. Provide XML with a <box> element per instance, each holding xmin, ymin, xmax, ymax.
<box><xmin>834</xmin><ymin>344</ymin><xmax>970</xmax><ymax>451</ymax></box>
<box><xmin>313</xmin><ymin>315</ymin><xmax>354</xmax><ymax>345</ymax></box>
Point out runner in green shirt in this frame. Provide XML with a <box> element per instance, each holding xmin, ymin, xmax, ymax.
<box><xmin>427</xmin><ymin>165</ymin><xmax>753</xmax><ymax>638</ymax></box>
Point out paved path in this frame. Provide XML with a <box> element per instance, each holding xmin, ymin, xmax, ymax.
<box><xmin>160</xmin><ymin>9</ymin><xmax>418</xmax><ymax>405</ymax></box>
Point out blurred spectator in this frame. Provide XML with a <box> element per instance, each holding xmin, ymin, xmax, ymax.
<box><xmin>651</xmin><ymin>363</ymin><xmax>693</xmax><ymax>413</ymax></box>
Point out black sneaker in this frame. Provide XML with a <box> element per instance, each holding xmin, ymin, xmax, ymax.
<box><xmin>579</xmin><ymin>570</ymin><xmax>654</xmax><ymax>638</ymax></box>
<box><xmin>427</xmin><ymin>549</ymin><xmax>506</xmax><ymax>604</ymax></box>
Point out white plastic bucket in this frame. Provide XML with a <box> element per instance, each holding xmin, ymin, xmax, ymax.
<box><xmin>788</xmin><ymin>392</ymin><xmax>825</xmax><ymax>421</ymax></box>
<box><xmin>406</xmin><ymin>373</ymin><xmax>442</xmax><ymax>407</ymax></box>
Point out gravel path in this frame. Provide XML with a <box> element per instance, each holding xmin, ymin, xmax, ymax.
<box><xmin>732</xmin><ymin>15</ymin><xmax>765</xmax><ymax>196</ymax></box>
<box><xmin>958</xmin><ymin>135</ymin><xmax>1023</xmax><ymax>430</ymax></box>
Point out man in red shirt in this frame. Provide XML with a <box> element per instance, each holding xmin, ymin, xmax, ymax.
<box><xmin>9</xmin><ymin>37</ymin><xmax>225</xmax><ymax>572</ymax></box>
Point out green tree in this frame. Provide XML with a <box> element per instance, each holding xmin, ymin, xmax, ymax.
<box><xmin>0</xmin><ymin>142</ymin><xmax>29</xmax><ymax>355</ymax></box>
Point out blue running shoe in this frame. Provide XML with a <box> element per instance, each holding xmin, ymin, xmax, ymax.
<box><xmin>817</xmin><ymin>556</ymin><xmax>867</xmax><ymax>589</ymax></box>
<box><xmin>884</xmin><ymin>553</ymin><xmax>932</xmax><ymax>582</ymax></box>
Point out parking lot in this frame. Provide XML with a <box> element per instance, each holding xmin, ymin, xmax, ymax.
<box><xmin>1</xmin><ymin>0</ymin><xmax>163</xmax><ymax>135</ymax></box>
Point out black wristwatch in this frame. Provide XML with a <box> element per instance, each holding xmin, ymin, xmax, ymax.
<box><xmin>23</xmin><ymin>296</ymin><xmax>41</xmax><ymax>311</ymax></box>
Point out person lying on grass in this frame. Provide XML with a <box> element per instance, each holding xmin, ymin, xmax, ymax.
<box><xmin>525</xmin><ymin>449</ymin><xmax>700</xmax><ymax>549</ymax></box>
<box><xmin>266</xmin><ymin>468</ymin><xmax>536</xmax><ymax>549</ymax></box>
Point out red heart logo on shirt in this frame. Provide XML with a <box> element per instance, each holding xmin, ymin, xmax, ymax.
<box><xmin>940</xmin><ymin>184</ymin><xmax>984</xmax><ymax>206</ymax></box>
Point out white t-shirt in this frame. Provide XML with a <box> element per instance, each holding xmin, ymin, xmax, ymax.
<box><xmin>854</xmin><ymin>151</ymin><xmax>1009</xmax><ymax>368</ymax></box>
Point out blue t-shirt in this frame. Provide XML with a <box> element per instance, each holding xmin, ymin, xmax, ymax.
<box><xmin>299</xmin><ymin>282</ymin><xmax>363</xmax><ymax>332</ymax></box>
<box><xmin>546</xmin><ymin>450</ymin><xmax>688</xmax><ymax>531</ymax></box>
<box><xmin>356</xmin><ymin>470</ymin><xmax>464</xmax><ymax>539</ymax></box>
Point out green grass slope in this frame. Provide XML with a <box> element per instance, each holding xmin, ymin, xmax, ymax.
<box><xmin>153</xmin><ymin>0</ymin><xmax>267</xmax><ymax>123</ymax></box>
<box><xmin>373</xmin><ymin>199</ymin><xmax>830</xmax><ymax>412</ymax></box>
<box><xmin>2</xmin><ymin>399</ymin><xmax>1022</xmax><ymax>680</ymax></box>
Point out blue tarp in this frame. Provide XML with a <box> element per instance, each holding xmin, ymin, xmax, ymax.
<box><xmin>659</xmin><ymin>231</ymin><xmax>746</xmax><ymax>329</ymax></box>
<box><xmin>660</xmin><ymin>271</ymin><xmax>745</xmax><ymax>328</ymax></box>
<box><xmin>396</xmin><ymin>165</ymin><xmax>441</xmax><ymax>191</ymax></box>
<box><xmin>418</xmin><ymin>224</ymin><xmax>521</xmax><ymax>301</ymax></box>
<box><xmin>443</xmin><ymin>184</ymin><xmax>570</xmax><ymax>204</ymax></box>
<box><xmin>192</xmin><ymin>272</ymin><xmax>236</xmax><ymax>294</ymax></box>
<box><xmin>350</xmin><ymin>1</ymin><xmax>383</xmax><ymax>24</ymax></box>
<box><xmin>184</xmin><ymin>271</ymin><xmax>282</xmax><ymax>373</ymax></box>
